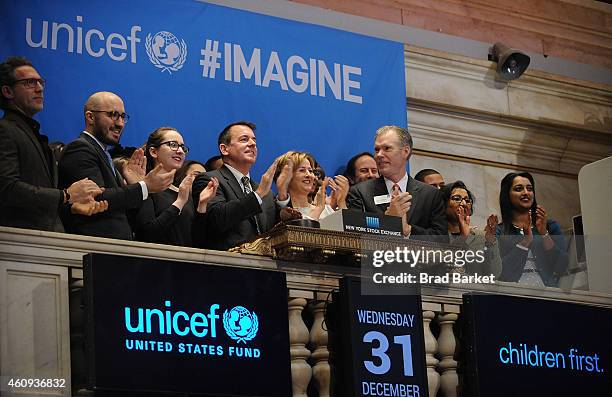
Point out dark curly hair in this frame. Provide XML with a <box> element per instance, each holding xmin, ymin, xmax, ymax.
<box><xmin>440</xmin><ymin>180</ymin><xmax>475</xmax><ymax>216</ymax></box>
<box><xmin>0</xmin><ymin>56</ymin><xmax>33</xmax><ymax>109</ymax></box>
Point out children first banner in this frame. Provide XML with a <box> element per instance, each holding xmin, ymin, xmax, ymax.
<box><xmin>0</xmin><ymin>0</ymin><xmax>406</xmax><ymax>176</ymax></box>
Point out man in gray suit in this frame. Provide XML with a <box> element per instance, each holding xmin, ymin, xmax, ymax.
<box><xmin>347</xmin><ymin>125</ymin><xmax>447</xmax><ymax>239</ymax></box>
<box><xmin>0</xmin><ymin>56</ymin><xmax>105</xmax><ymax>232</ymax></box>
<box><xmin>192</xmin><ymin>121</ymin><xmax>292</xmax><ymax>250</ymax></box>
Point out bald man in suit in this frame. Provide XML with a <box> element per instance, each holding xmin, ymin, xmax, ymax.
<box><xmin>59</xmin><ymin>91</ymin><xmax>173</xmax><ymax>239</ymax></box>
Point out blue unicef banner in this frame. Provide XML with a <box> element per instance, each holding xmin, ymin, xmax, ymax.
<box><xmin>0</xmin><ymin>0</ymin><xmax>406</xmax><ymax>176</ymax></box>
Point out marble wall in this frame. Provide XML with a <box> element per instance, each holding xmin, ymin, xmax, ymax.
<box><xmin>403</xmin><ymin>45</ymin><xmax>611</xmax><ymax>231</ymax></box>
<box><xmin>410</xmin><ymin>153</ymin><xmax>580</xmax><ymax>230</ymax></box>
<box><xmin>290</xmin><ymin>0</ymin><xmax>612</xmax><ymax>69</ymax></box>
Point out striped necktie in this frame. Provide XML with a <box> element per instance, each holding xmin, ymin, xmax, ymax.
<box><xmin>241</xmin><ymin>176</ymin><xmax>262</xmax><ymax>234</ymax></box>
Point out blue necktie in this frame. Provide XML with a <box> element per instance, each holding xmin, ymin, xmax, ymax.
<box><xmin>104</xmin><ymin>149</ymin><xmax>122</xmax><ymax>185</ymax></box>
<box><xmin>103</xmin><ymin>149</ymin><xmax>115</xmax><ymax>173</ymax></box>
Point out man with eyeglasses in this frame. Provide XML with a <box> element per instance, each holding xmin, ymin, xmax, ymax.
<box><xmin>347</xmin><ymin>125</ymin><xmax>447</xmax><ymax>239</ymax></box>
<box><xmin>59</xmin><ymin>91</ymin><xmax>174</xmax><ymax>240</ymax></box>
<box><xmin>0</xmin><ymin>56</ymin><xmax>107</xmax><ymax>232</ymax></box>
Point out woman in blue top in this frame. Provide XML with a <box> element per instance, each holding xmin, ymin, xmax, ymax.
<box><xmin>495</xmin><ymin>172</ymin><xmax>568</xmax><ymax>287</ymax></box>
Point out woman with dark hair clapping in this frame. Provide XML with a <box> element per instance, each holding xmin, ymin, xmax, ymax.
<box><xmin>495</xmin><ymin>172</ymin><xmax>568</xmax><ymax>287</ymax></box>
<box><xmin>441</xmin><ymin>181</ymin><xmax>501</xmax><ymax>277</ymax></box>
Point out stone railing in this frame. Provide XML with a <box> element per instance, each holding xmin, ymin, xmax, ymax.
<box><xmin>1</xmin><ymin>226</ymin><xmax>611</xmax><ymax>397</ymax></box>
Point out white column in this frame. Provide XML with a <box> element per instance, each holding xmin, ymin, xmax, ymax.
<box><xmin>437</xmin><ymin>304</ymin><xmax>460</xmax><ymax>397</ymax></box>
<box><xmin>288</xmin><ymin>292</ymin><xmax>313</xmax><ymax>397</ymax></box>
<box><xmin>423</xmin><ymin>302</ymin><xmax>441</xmax><ymax>397</ymax></box>
<box><xmin>309</xmin><ymin>293</ymin><xmax>331</xmax><ymax>397</ymax></box>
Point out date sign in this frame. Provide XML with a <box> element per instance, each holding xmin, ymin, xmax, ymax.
<box><xmin>331</xmin><ymin>277</ymin><xmax>428</xmax><ymax>397</ymax></box>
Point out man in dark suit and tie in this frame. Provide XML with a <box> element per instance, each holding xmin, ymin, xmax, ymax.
<box><xmin>347</xmin><ymin>125</ymin><xmax>447</xmax><ymax>239</ymax></box>
<box><xmin>0</xmin><ymin>56</ymin><xmax>105</xmax><ymax>232</ymax></box>
<box><xmin>59</xmin><ymin>91</ymin><xmax>174</xmax><ymax>240</ymax></box>
<box><xmin>192</xmin><ymin>121</ymin><xmax>292</xmax><ymax>250</ymax></box>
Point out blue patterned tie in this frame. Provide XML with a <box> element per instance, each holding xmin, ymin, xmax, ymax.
<box><xmin>104</xmin><ymin>149</ymin><xmax>116</xmax><ymax>173</ymax></box>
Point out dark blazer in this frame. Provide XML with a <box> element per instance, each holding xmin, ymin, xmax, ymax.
<box><xmin>347</xmin><ymin>175</ymin><xmax>448</xmax><ymax>239</ymax></box>
<box><xmin>192</xmin><ymin>164</ymin><xmax>278</xmax><ymax>250</ymax></box>
<box><xmin>0</xmin><ymin>109</ymin><xmax>64</xmax><ymax>232</ymax></box>
<box><xmin>58</xmin><ymin>132</ymin><xmax>143</xmax><ymax>240</ymax></box>
<box><xmin>495</xmin><ymin>219</ymin><xmax>568</xmax><ymax>287</ymax></box>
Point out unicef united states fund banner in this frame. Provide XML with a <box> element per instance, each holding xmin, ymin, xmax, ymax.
<box><xmin>83</xmin><ymin>253</ymin><xmax>292</xmax><ymax>395</ymax></box>
<box><xmin>0</xmin><ymin>0</ymin><xmax>406</xmax><ymax>176</ymax></box>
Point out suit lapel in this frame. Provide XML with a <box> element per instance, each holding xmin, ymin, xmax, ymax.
<box><xmin>405</xmin><ymin>176</ymin><xmax>421</xmax><ymax>223</ymax></box>
<box><xmin>220</xmin><ymin>165</ymin><xmax>262</xmax><ymax>233</ymax></box>
<box><xmin>79</xmin><ymin>133</ymin><xmax>120</xmax><ymax>187</ymax></box>
<box><xmin>219</xmin><ymin>165</ymin><xmax>245</xmax><ymax>199</ymax></box>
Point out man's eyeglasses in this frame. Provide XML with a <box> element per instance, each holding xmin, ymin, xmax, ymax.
<box><xmin>450</xmin><ymin>195</ymin><xmax>473</xmax><ymax>205</ymax></box>
<box><xmin>89</xmin><ymin>110</ymin><xmax>130</xmax><ymax>123</ymax></box>
<box><xmin>158</xmin><ymin>141</ymin><xmax>189</xmax><ymax>154</ymax></box>
<box><xmin>13</xmin><ymin>78</ymin><xmax>45</xmax><ymax>89</ymax></box>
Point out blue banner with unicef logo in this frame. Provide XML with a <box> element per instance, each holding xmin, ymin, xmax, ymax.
<box><xmin>0</xmin><ymin>0</ymin><xmax>406</xmax><ymax>177</ymax></box>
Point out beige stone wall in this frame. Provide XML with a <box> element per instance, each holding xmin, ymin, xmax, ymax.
<box><xmin>290</xmin><ymin>0</ymin><xmax>612</xmax><ymax>68</ymax></box>
<box><xmin>410</xmin><ymin>153</ymin><xmax>580</xmax><ymax>230</ymax></box>
<box><xmin>404</xmin><ymin>45</ymin><xmax>612</xmax><ymax>230</ymax></box>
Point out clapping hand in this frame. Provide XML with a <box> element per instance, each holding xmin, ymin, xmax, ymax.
<box><xmin>329</xmin><ymin>175</ymin><xmax>349</xmax><ymax>210</ymax></box>
<box><xmin>385</xmin><ymin>184</ymin><xmax>412</xmax><ymax>237</ymax></box>
<box><xmin>172</xmin><ymin>173</ymin><xmax>195</xmax><ymax>211</ymax></box>
<box><xmin>71</xmin><ymin>199</ymin><xmax>109</xmax><ymax>215</ymax></box>
<box><xmin>123</xmin><ymin>148</ymin><xmax>146</xmax><ymax>184</ymax></box>
<box><xmin>66</xmin><ymin>178</ymin><xmax>104</xmax><ymax>204</ymax></box>
<box><xmin>275</xmin><ymin>158</ymin><xmax>293</xmax><ymax>201</ymax></box>
<box><xmin>143</xmin><ymin>163</ymin><xmax>175</xmax><ymax>193</ymax></box>
<box><xmin>484</xmin><ymin>214</ymin><xmax>498</xmax><ymax>244</ymax></box>
<box><xmin>197</xmin><ymin>177</ymin><xmax>219</xmax><ymax>213</ymax></box>
<box><xmin>534</xmin><ymin>205</ymin><xmax>548</xmax><ymax>235</ymax></box>
<box><xmin>255</xmin><ymin>158</ymin><xmax>279</xmax><ymax>198</ymax></box>
<box><xmin>309</xmin><ymin>178</ymin><xmax>329</xmax><ymax>220</ymax></box>
<box><xmin>385</xmin><ymin>184</ymin><xmax>412</xmax><ymax>217</ymax></box>
<box><xmin>456</xmin><ymin>206</ymin><xmax>471</xmax><ymax>238</ymax></box>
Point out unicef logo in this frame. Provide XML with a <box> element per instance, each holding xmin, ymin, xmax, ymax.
<box><xmin>145</xmin><ymin>31</ymin><xmax>187</xmax><ymax>74</ymax></box>
<box><xmin>223</xmin><ymin>306</ymin><xmax>259</xmax><ymax>344</ymax></box>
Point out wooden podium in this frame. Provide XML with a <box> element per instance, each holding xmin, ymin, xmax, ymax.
<box><xmin>230</xmin><ymin>223</ymin><xmax>451</xmax><ymax>266</ymax></box>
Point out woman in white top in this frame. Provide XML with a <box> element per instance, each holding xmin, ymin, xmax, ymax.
<box><xmin>274</xmin><ymin>151</ymin><xmax>349</xmax><ymax>220</ymax></box>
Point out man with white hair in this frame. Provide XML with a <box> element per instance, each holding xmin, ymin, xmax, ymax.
<box><xmin>347</xmin><ymin>125</ymin><xmax>447</xmax><ymax>238</ymax></box>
